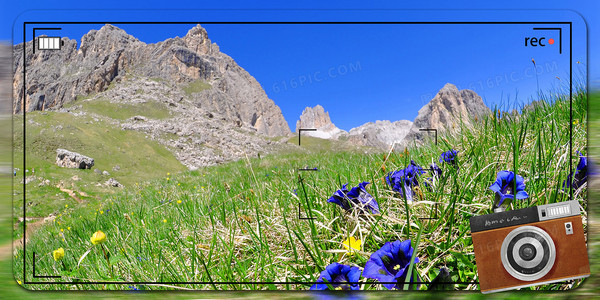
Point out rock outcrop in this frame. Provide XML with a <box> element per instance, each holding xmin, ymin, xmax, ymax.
<box><xmin>13</xmin><ymin>24</ymin><xmax>290</xmax><ymax>137</ymax></box>
<box><xmin>347</xmin><ymin>120</ymin><xmax>413</xmax><ymax>150</ymax></box>
<box><xmin>403</xmin><ymin>83</ymin><xmax>490</xmax><ymax>147</ymax></box>
<box><xmin>104</xmin><ymin>178</ymin><xmax>123</xmax><ymax>188</ymax></box>
<box><xmin>56</xmin><ymin>149</ymin><xmax>95</xmax><ymax>169</ymax></box>
<box><xmin>295</xmin><ymin>105</ymin><xmax>347</xmax><ymax>139</ymax></box>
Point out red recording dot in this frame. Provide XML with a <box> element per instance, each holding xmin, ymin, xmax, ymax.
<box><xmin>548</xmin><ymin>38</ymin><xmax>555</xmax><ymax>45</ymax></box>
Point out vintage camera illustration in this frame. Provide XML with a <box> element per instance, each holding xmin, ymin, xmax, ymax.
<box><xmin>470</xmin><ymin>201</ymin><xmax>590</xmax><ymax>293</ymax></box>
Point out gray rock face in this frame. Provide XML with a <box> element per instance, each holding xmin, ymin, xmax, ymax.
<box><xmin>295</xmin><ymin>105</ymin><xmax>347</xmax><ymax>139</ymax></box>
<box><xmin>348</xmin><ymin>120</ymin><xmax>413</xmax><ymax>150</ymax></box>
<box><xmin>403</xmin><ymin>83</ymin><xmax>490</xmax><ymax>147</ymax></box>
<box><xmin>56</xmin><ymin>149</ymin><xmax>95</xmax><ymax>169</ymax></box>
<box><xmin>13</xmin><ymin>24</ymin><xmax>290</xmax><ymax>137</ymax></box>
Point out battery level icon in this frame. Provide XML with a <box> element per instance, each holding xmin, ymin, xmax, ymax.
<box><xmin>37</xmin><ymin>36</ymin><xmax>62</xmax><ymax>50</ymax></box>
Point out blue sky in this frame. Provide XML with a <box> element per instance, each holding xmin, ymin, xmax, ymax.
<box><xmin>2</xmin><ymin>1</ymin><xmax>598</xmax><ymax>131</ymax></box>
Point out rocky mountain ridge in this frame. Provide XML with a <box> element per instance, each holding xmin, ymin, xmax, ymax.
<box><xmin>13</xmin><ymin>24</ymin><xmax>295</xmax><ymax>169</ymax></box>
<box><xmin>347</xmin><ymin>120</ymin><xmax>413</xmax><ymax>149</ymax></box>
<box><xmin>402</xmin><ymin>83</ymin><xmax>491</xmax><ymax>147</ymax></box>
<box><xmin>13</xmin><ymin>24</ymin><xmax>290</xmax><ymax>137</ymax></box>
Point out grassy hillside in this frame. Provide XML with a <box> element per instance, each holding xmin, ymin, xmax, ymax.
<box><xmin>12</xmin><ymin>110</ymin><xmax>187</xmax><ymax>232</ymax></box>
<box><xmin>11</xmin><ymin>89</ymin><xmax>588</xmax><ymax>292</ymax></box>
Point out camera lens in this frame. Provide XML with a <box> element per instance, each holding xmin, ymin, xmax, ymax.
<box><xmin>519</xmin><ymin>243</ymin><xmax>537</xmax><ymax>261</ymax></box>
<box><xmin>501</xmin><ymin>226</ymin><xmax>556</xmax><ymax>281</ymax></box>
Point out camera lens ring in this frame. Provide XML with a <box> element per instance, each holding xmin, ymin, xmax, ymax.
<box><xmin>511</xmin><ymin>236</ymin><xmax>546</xmax><ymax>269</ymax></box>
<box><xmin>501</xmin><ymin>226</ymin><xmax>556</xmax><ymax>281</ymax></box>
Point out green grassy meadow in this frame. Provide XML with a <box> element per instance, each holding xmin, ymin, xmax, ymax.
<box><xmin>7</xmin><ymin>87</ymin><xmax>592</xmax><ymax>294</ymax></box>
<box><xmin>12</xmin><ymin>110</ymin><xmax>187</xmax><ymax>239</ymax></box>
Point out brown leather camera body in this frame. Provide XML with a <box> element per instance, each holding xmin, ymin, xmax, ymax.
<box><xmin>470</xmin><ymin>201</ymin><xmax>590</xmax><ymax>293</ymax></box>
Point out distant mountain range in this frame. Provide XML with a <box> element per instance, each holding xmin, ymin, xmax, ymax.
<box><xmin>295</xmin><ymin>83</ymin><xmax>491</xmax><ymax>150</ymax></box>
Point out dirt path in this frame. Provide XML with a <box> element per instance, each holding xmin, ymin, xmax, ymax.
<box><xmin>0</xmin><ymin>216</ymin><xmax>56</xmax><ymax>261</ymax></box>
<box><xmin>1</xmin><ymin>184</ymin><xmax>92</xmax><ymax>261</ymax></box>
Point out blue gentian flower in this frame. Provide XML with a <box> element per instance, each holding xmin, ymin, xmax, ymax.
<box><xmin>564</xmin><ymin>151</ymin><xmax>588</xmax><ymax>190</ymax></box>
<box><xmin>423</xmin><ymin>163</ymin><xmax>443</xmax><ymax>188</ymax></box>
<box><xmin>327</xmin><ymin>182</ymin><xmax>380</xmax><ymax>214</ymax></box>
<box><xmin>429</xmin><ymin>163</ymin><xmax>442</xmax><ymax>177</ymax></box>
<box><xmin>439</xmin><ymin>149</ymin><xmax>458</xmax><ymax>165</ymax></box>
<box><xmin>310</xmin><ymin>262</ymin><xmax>362</xmax><ymax>290</ymax></box>
<box><xmin>386</xmin><ymin>161</ymin><xmax>424</xmax><ymax>202</ymax></box>
<box><xmin>489</xmin><ymin>171</ymin><xmax>528</xmax><ymax>207</ymax></box>
<box><xmin>363</xmin><ymin>240</ymin><xmax>419</xmax><ymax>290</ymax></box>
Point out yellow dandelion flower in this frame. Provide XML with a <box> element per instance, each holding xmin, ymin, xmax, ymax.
<box><xmin>167</xmin><ymin>172</ymin><xmax>170</xmax><ymax>176</ymax></box>
<box><xmin>100</xmin><ymin>210</ymin><xmax>104</xmax><ymax>214</ymax></box>
<box><xmin>342</xmin><ymin>237</ymin><xmax>361</xmax><ymax>255</ymax></box>
<box><xmin>53</xmin><ymin>247</ymin><xmax>65</xmax><ymax>261</ymax></box>
<box><xmin>166</xmin><ymin>177</ymin><xmax>170</xmax><ymax>181</ymax></box>
<box><xmin>67</xmin><ymin>227</ymin><xmax>71</xmax><ymax>230</ymax></box>
<box><xmin>90</xmin><ymin>230</ymin><xmax>106</xmax><ymax>245</ymax></box>
<box><xmin>163</xmin><ymin>219</ymin><xmax>167</xmax><ymax>223</ymax></box>
<box><xmin>177</xmin><ymin>200</ymin><xmax>182</xmax><ymax>204</ymax></box>
<box><xmin>60</xmin><ymin>228</ymin><xmax>64</xmax><ymax>232</ymax></box>
<box><xmin>65</xmin><ymin>204</ymin><xmax>68</xmax><ymax>208</ymax></box>
<box><xmin>177</xmin><ymin>183</ymin><xmax>180</xmax><ymax>186</ymax></box>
